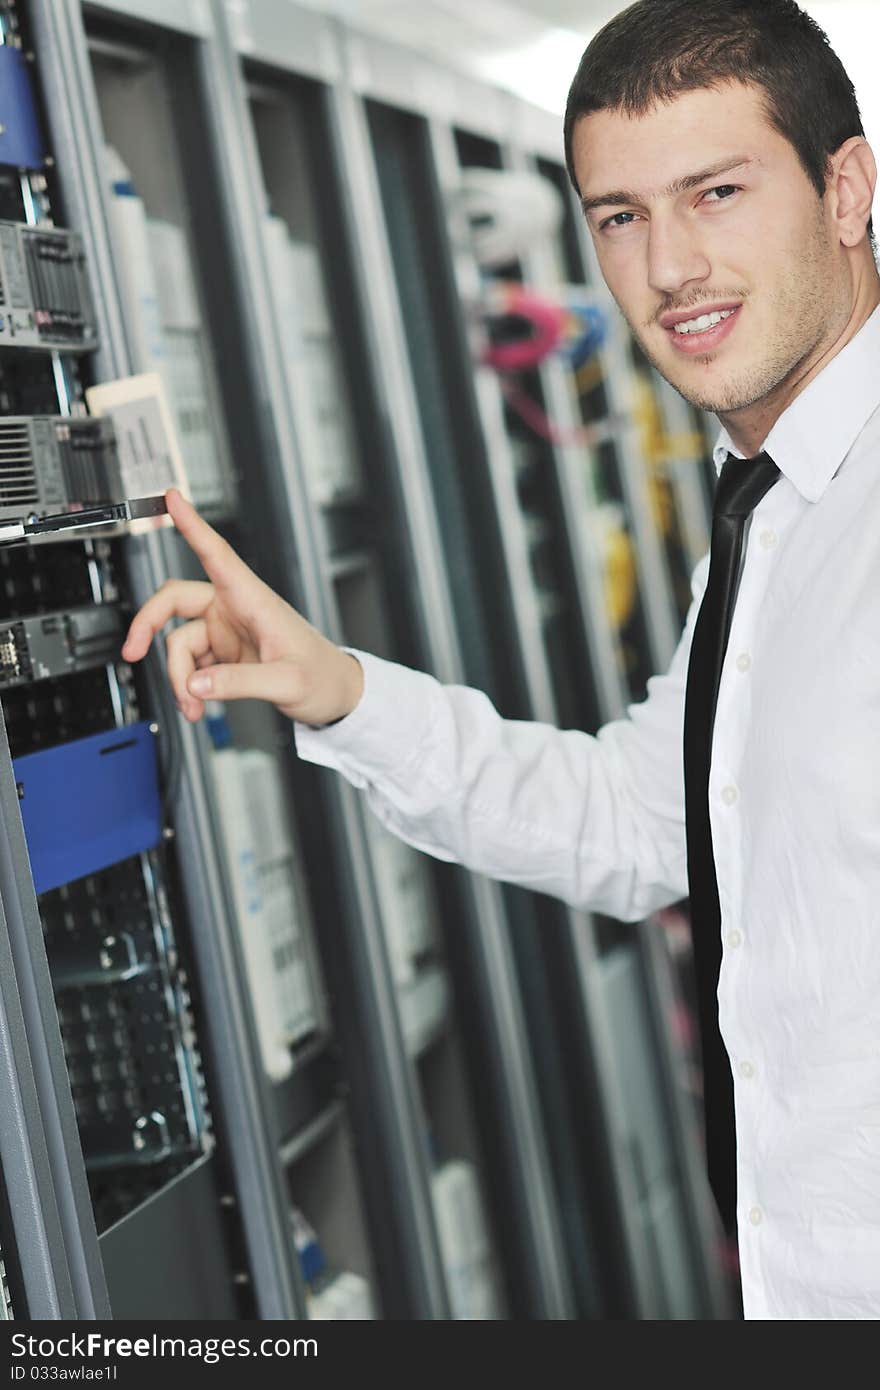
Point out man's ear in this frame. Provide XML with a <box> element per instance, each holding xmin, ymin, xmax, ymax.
<box><xmin>828</xmin><ymin>136</ymin><xmax>876</xmax><ymax>247</ymax></box>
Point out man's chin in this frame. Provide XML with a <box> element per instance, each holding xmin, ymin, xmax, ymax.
<box><xmin>627</xmin><ymin>324</ymin><xmax>766</xmax><ymax>413</ymax></box>
<box><xmin>666</xmin><ymin>377</ymin><xmax>743</xmax><ymax>414</ymax></box>
<box><xmin>652</xmin><ymin>356</ymin><xmax>765</xmax><ymax>415</ymax></box>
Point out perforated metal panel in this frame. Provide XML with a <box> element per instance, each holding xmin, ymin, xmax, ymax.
<box><xmin>43</xmin><ymin>851</ymin><xmax>211</xmax><ymax>1232</ymax></box>
<box><xmin>0</xmin><ymin>530</ymin><xmax>213</xmax><ymax>1234</ymax></box>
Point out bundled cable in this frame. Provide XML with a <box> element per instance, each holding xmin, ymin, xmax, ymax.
<box><xmin>475</xmin><ymin>279</ymin><xmax>617</xmax><ymax>446</ymax></box>
<box><xmin>478</xmin><ymin>280</ymin><xmax>610</xmax><ymax>372</ymax></box>
<box><xmin>480</xmin><ymin>281</ymin><xmax>568</xmax><ymax>372</ymax></box>
<box><xmin>448</xmin><ymin>166</ymin><xmax>617</xmax><ymax>445</ymax></box>
<box><xmin>557</xmin><ymin>301</ymin><xmax>608</xmax><ymax>369</ymax></box>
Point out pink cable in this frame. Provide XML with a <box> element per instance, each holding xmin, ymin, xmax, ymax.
<box><xmin>481</xmin><ymin>284</ymin><xmax>567</xmax><ymax>372</ymax></box>
<box><xmin>501</xmin><ymin>379</ymin><xmax>615</xmax><ymax>448</ymax></box>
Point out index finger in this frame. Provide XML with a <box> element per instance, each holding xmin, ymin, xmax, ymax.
<box><xmin>165</xmin><ymin>489</ymin><xmax>262</xmax><ymax>596</ymax></box>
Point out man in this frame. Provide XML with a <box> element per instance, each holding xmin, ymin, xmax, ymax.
<box><xmin>123</xmin><ymin>0</ymin><xmax>879</xmax><ymax>1319</ymax></box>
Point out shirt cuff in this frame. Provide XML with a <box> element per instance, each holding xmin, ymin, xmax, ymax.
<box><xmin>293</xmin><ymin>648</ymin><xmax>441</xmax><ymax>789</ymax></box>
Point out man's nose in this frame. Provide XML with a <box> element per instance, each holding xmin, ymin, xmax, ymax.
<box><xmin>646</xmin><ymin>214</ymin><xmax>711</xmax><ymax>297</ymax></box>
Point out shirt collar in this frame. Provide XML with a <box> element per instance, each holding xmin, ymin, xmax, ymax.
<box><xmin>712</xmin><ymin>301</ymin><xmax>880</xmax><ymax>501</ymax></box>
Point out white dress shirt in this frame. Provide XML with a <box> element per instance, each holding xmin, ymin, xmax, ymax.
<box><xmin>296</xmin><ymin>303</ymin><xmax>880</xmax><ymax>1320</ymax></box>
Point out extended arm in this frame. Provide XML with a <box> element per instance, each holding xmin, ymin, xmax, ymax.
<box><xmin>124</xmin><ymin>489</ymin><xmax>705</xmax><ymax>924</ymax></box>
<box><xmin>295</xmin><ymin>559</ymin><xmax>707</xmax><ymax>922</ymax></box>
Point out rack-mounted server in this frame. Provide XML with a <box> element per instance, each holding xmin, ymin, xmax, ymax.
<box><xmin>0</xmin><ymin>602</ymin><xmax>124</xmax><ymax>689</ymax></box>
<box><xmin>0</xmin><ymin>222</ymin><xmax>97</xmax><ymax>351</ymax></box>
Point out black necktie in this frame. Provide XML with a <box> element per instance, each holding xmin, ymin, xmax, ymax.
<box><xmin>683</xmin><ymin>451</ymin><xmax>780</xmax><ymax>1234</ymax></box>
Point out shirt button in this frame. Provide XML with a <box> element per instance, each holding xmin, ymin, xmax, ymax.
<box><xmin>727</xmin><ymin>928</ymin><xmax>743</xmax><ymax>948</ymax></box>
<box><xmin>759</xmin><ymin>529</ymin><xmax>777</xmax><ymax>549</ymax></box>
<box><xmin>721</xmin><ymin>785</ymin><xmax>738</xmax><ymax>806</ymax></box>
<box><xmin>739</xmin><ymin>1060</ymin><xmax>755</xmax><ymax>1079</ymax></box>
<box><xmin>748</xmin><ymin>1206</ymin><xmax>763</xmax><ymax>1227</ymax></box>
<box><xmin>735</xmin><ymin>652</ymin><xmax>751</xmax><ymax>672</ymax></box>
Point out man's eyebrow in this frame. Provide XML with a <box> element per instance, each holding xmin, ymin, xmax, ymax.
<box><xmin>580</xmin><ymin>157</ymin><xmax>756</xmax><ymax>215</ymax></box>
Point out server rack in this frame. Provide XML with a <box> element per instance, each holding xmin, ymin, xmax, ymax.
<box><xmin>1</xmin><ymin>0</ymin><xmax>303</xmax><ymax>1319</ymax></box>
<box><xmin>215</xmin><ymin>0</ymin><xmax>572</xmax><ymax>1319</ymax></box>
<box><xmin>346</xmin><ymin>92</ymin><xmax>626</xmax><ymax>1316</ymax></box>
<box><xmin>0</xmin><ymin>0</ymin><xmax>583</xmax><ymax>1322</ymax></box>
<box><xmin>24</xmin><ymin>0</ymin><xmax>433</xmax><ymax>1320</ymax></box>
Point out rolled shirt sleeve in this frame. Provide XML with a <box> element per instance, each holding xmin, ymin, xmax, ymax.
<box><xmin>294</xmin><ymin>556</ymin><xmax>710</xmax><ymax>923</ymax></box>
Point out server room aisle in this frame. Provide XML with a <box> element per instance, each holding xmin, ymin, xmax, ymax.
<box><xmin>0</xmin><ymin>0</ymin><xmax>741</xmax><ymax>1322</ymax></box>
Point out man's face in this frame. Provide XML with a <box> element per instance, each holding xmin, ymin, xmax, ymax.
<box><xmin>572</xmin><ymin>82</ymin><xmax>851</xmax><ymax>416</ymax></box>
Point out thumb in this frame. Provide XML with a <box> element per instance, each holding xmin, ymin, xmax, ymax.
<box><xmin>187</xmin><ymin>659</ymin><xmax>302</xmax><ymax>714</ymax></box>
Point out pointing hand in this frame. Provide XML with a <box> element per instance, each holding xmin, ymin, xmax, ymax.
<box><xmin>121</xmin><ymin>489</ymin><xmax>363</xmax><ymax>727</ymax></box>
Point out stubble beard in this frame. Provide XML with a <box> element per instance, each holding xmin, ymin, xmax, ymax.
<box><xmin>631</xmin><ymin>314</ymin><xmax>820</xmax><ymax>415</ymax></box>
<box><xmin>621</xmin><ymin>214</ymin><xmax>844</xmax><ymax>416</ymax></box>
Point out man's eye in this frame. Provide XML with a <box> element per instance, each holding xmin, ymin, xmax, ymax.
<box><xmin>703</xmin><ymin>184</ymin><xmax>740</xmax><ymax>202</ymax></box>
<box><xmin>601</xmin><ymin>211</ymin><xmax>640</xmax><ymax>230</ymax></box>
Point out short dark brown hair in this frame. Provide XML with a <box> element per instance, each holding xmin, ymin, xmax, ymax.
<box><xmin>564</xmin><ymin>0</ymin><xmax>873</xmax><ymax>237</ymax></box>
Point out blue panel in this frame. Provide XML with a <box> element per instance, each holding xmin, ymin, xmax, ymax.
<box><xmin>12</xmin><ymin>722</ymin><xmax>162</xmax><ymax>894</ymax></box>
<box><xmin>0</xmin><ymin>46</ymin><xmax>47</xmax><ymax>172</ymax></box>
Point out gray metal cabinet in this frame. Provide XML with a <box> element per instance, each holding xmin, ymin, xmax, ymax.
<box><xmin>213</xmin><ymin>0</ymin><xmax>573</xmax><ymax>1319</ymax></box>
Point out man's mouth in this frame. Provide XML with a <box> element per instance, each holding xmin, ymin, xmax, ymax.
<box><xmin>659</xmin><ymin>302</ymin><xmax>743</xmax><ymax>355</ymax></box>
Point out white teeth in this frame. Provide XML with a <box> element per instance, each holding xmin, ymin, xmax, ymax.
<box><xmin>672</xmin><ymin>308</ymin><xmax>736</xmax><ymax>334</ymax></box>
